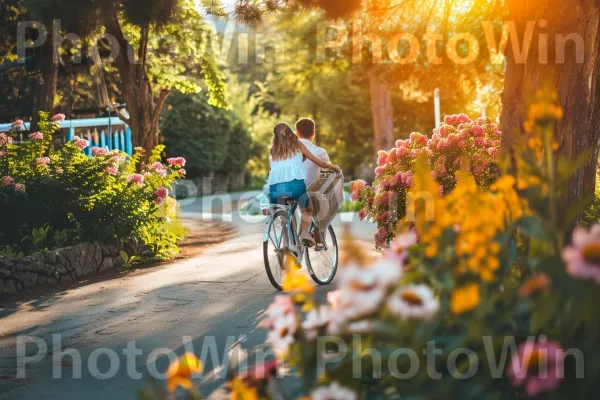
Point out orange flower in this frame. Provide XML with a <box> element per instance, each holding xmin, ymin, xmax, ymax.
<box><xmin>450</xmin><ymin>283</ymin><xmax>480</xmax><ymax>315</ymax></box>
<box><xmin>166</xmin><ymin>352</ymin><xmax>203</xmax><ymax>392</ymax></box>
<box><xmin>519</xmin><ymin>274</ymin><xmax>550</xmax><ymax>298</ymax></box>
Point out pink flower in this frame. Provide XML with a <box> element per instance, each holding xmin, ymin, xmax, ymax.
<box><xmin>167</xmin><ymin>157</ymin><xmax>186</xmax><ymax>167</ymax></box>
<box><xmin>149</xmin><ymin>162</ymin><xmax>163</xmax><ymax>171</ymax></box>
<box><xmin>375</xmin><ymin>166</ymin><xmax>384</xmax><ymax>176</ymax></box>
<box><xmin>108</xmin><ymin>155</ymin><xmax>125</xmax><ymax>165</ymax></box>
<box><xmin>178</xmin><ymin>169</ymin><xmax>186</xmax><ymax>177</ymax></box>
<box><xmin>388</xmin><ymin>230</ymin><xmax>417</xmax><ymax>265</ymax></box>
<box><xmin>1</xmin><ymin>176</ymin><xmax>14</xmax><ymax>187</ymax></box>
<box><xmin>51</xmin><ymin>113</ymin><xmax>66</xmax><ymax>122</ymax></box>
<box><xmin>562</xmin><ymin>224</ymin><xmax>600</xmax><ymax>284</ymax></box>
<box><xmin>11</xmin><ymin>119</ymin><xmax>24</xmax><ymax>128</ymax></box>
<box><xmin>28</xmin><ymin>131</ymin><xmax>43</xmax><ymax>140</ymax></box>
<box><xmin>377</xmin><ymin>150</ymin><xmax>388</xmax><ymax>167</ymax></box>
<box><xmin>74</xmin><ymin>139</ymin><xmax>89</xmax><ymax>149</ymax></box>
<box><xmin>375</xmin><ymin>226</ymin><xmax>391</xmax><ymax>248</ymax></box>
<box><xmin>409</xmin><ymin>132</ymin><xmax>428</xmax><ymax>147</ymax></box>
<box><xmin>0</xmin><ymin>151</ymin><xmax>5</xmax><ymax>157</ymax></box>
<box><xmin>358</xmin><ymin>209</ymin><xmax>367</xmax><ymax>221</ymax></box>
<box><xmin>106</xmin><ymin>166</ymin><xmax>119</xmax><ymax>176</ymax></box>
<box><xmin>14</xmin><ymin>183</ymin><xmax>24</xmax><ymax>192</ymax></box>
<box><xmin>474</xmin><ymin>137</ymin><xmax>485</xmax><ymax>146</ymax></box>
<box><xmin>507</xmin><ymin>339</ymin><xmax>564</xmax><ymax>397</ymax></box>
<box><xmin>350</xmin><ymin>191</ymin><xmax>359</xmax><ymax>201</ymax></box>
<box><xmin>350</xmin><ymin>179</ymin><xmax>367</xmax><ymax>193</ymax></box>
<box><xmin>155</xmin><ymin>187</ymin><xmax>168</xmax><ymax>199</ymax></box>
<box><xmin>327</xmin><ymin>290</ymin><xmax>340</xmax><ymax>309</ymax></box>
<box><xmin>72</xmin><ymin>135</ymin><xmax>81</xmax><ymax>141</ymax></box>
<box><xmin>91</xmin><ymin>147</ymin><xmax>109</xmax><ymax>157</ymax></box>
<box><xmin>487</xmin><ymin>147</ymin><xmax>499</xmax><ymax>158</ymax></box>
<box><xmin>258</xmin><ymin>295</ymin><xmax>295</xmax><ymax>330</ymax></box>
<box><xmin>376</xmin><ymin>211</ymin><xmax>392</xmax><ymax>224</ymax></box>
<box><xmin>0</xmin><ymin>132</ymin><xmax>12</xmax><ymax>146</ymax></box>
<box><xmin>127</xmin><ymin>174</ymin><xmax>144</xmax><ymax>186</ymax></box>
<box><xmin>36</xmin><ymin>157</ymin><xmax>50</xmax><ymax>165</ymax></box>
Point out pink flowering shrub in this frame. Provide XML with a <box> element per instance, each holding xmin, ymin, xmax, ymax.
<box><xmin>0</xmin><ymin>113</ymin><xmax>186</xmax><ymax>259</ymax></box>
<box><xmin>351</xmin><ymin>115</ymin><xmax>501</xmax><ymax>246</ymax></box>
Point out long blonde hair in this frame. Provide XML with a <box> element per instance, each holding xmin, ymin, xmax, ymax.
<box><xmin>270</xmin><ymin>122</ymin><xmax>300</xmax><ymax>161</ymax></box>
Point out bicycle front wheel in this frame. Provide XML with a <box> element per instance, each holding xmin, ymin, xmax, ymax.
<box><xmin>263</xmin><ymin>210</ymin><xmax>289</xmax><ymax>290</ymax></box>
<box><xmin>306</xmin><ymin>225</ymin><xmax>338</xmax><ymax>285</ymax></box>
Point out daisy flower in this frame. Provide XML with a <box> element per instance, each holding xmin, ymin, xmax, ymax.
<box><xmin>507</xmin><ymin>339</ymin><xmax>565</xmax><ymax>397</ymax></box>
<box><xmin>311</xmin><ymin>382</ymin><xmax>357</xmax><ymax>400</ymax></box>
<box><xmin>562</xmin><ymin>224</ymin><xmax>600</xmax><ymax>284</ymax></box>
<box><xmin>387</xmin><ymin>284</ymin><xmax>439</xmax><ymax>320</ymax></box>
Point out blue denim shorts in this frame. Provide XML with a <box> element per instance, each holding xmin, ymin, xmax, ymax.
<box><xmin>269</xmin><ymin>179</ymin><xmax>309</xmax><ymax>208</ymax></box>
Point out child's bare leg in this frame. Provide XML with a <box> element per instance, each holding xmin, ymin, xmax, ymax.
<box><xmin>299</xmin><ymin>200</ymin><xmax>315</xmax><ymax>246</ymax></box>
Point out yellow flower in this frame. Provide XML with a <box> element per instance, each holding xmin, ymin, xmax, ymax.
<box><xmin>166</xmin><ymin>353</ymin><xmax>203</xmax><ymax>392</ymax></box>
<box><xmin>282</xmin><ymin>254</ymin><xmax>315</xmax><ymax>307</ymax></box>
<box><xmin>229</xmin><ymin>377</ymin><xmax>259</xmax><ymax>400</ymax></box>
<box><xmin>451</xmin><ymin>283</ymin><xmax>480</xmax><ymax>315</ymax></box>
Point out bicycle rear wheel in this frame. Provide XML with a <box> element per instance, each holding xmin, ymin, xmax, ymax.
<box><xmin>306</xmin><ymin>225</ymin><xmax>338</xmax><ymax>285</ymax></box>
<box><xmin>263</xmin><ymin>210</ymin><xmax>289</xmax><ymax>290</ymax></box>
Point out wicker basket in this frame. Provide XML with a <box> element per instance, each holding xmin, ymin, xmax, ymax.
<box><xmin>306</xmin><ymin>170</ymin><xmax>344</xmax><ymax>231</ymax></box>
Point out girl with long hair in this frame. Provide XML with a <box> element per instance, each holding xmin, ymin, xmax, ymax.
<box><xmin>268</xmin><ymin>122</ymin><xmax>341</xmax><ymax>247</ymax></box>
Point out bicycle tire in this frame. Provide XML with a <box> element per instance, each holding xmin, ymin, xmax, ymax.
<box><xmin>306</xmin><ymin>225</ymin><xmax>338</xmax><ymax>285</ymax></box>
<box><xmin>263</xmin><ymin>209</ymin><xmax>290</xmax><ymax>290</ymax></box>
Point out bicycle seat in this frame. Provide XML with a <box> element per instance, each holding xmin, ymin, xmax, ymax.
<box><xmin>275</xmin><ymin>196</ymin><xmax>296</xmax><ymax>205</ymax></box>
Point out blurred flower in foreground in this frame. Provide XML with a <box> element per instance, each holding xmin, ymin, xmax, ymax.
<box><xmin>519</xmin><ymin>274</ymin><xmax>551</xmax><ymax>298</ymax></box>
<box><xmin>310</xmin><ymin>381</ymin><xmax>357</xmax><ymax>400</ymax></box>
<box><xmin>166</xmin><ymin>352</ymin><xmax>203</xmax><ymax>392</ymax></box>
<box><xmin>387</xmin><ymin>284</ymin><xmax>439</xmax><ymax>320</ymax></box>
<box><xmin>450</xmin><ymin>283</ymin><xmax>480</xmax><ymax>315</ymax></box>
<box><xmin>562</xmin><ymin>224</ymin><xmax>600</xmax><ymax>284</ymax></box>
<box><xmin>507</xmin><ymin>339</ymin><xmax>564</xmax><ymax>397</ymax></box>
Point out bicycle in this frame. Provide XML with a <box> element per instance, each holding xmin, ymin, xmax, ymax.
<box><xmin>262</xmin><ymin>196</ymin><xmax>339</xmax><ymax>290</ymax></box>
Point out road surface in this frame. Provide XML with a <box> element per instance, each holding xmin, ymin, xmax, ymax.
<box><xmin>0</xmin><ymin>196</ymin><xmax>377</xmax><ymax>400</ymax></box>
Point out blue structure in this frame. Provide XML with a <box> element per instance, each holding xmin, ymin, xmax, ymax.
<box><xmin>0</xmin><ymin>117</ymin><xmax>134</xmax><ymax>156</ymax></box>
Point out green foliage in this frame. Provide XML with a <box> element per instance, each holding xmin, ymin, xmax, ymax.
<box><xmin>581</xmin><ymin>165</ymin><xmax>600</xmax><ymax>227</ymax></box>
<box><xmin>160</xmin><ymin>90</ymin><xmax>251</xmax><ymax>177</ymax></box>
<box><xmin>21</xmin><ymin>223</ymin><xmax>51</xmax><ymax>253</ymax></box>
<box><xmin>0</xmin><ymin>113</ymin><xmax>186</xmax><ymax>259</ymax></box>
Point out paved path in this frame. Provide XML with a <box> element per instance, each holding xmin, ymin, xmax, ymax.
<box><xmin>0</xmin><ymin>196</ymin><xmax>377</xmax><ymax>400</ymax></box>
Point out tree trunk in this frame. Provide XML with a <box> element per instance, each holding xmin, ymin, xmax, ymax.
<box><xmin>369</xmin><ymin>71</ymin><xmax>394</xmax><ymax>152</ymax></box>
<box><xmin>101</xmin><ymin>2</ymin><xmax>170</xmax><ymax>151</ymax></box>
<box><xmin>32</xmin><ymin>29</ymin><xmax>59</xmax><ymax>131</ymax></box>
<box><xmin>501</xmin><ymin>0</ymin><xmax>600</xmax><ymax>205</ymax></box>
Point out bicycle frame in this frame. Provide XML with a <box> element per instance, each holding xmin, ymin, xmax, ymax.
<box><xmin>263</xmin><ymin>202</ymin><xmax>312</xmax><ymax>261</ymax></box>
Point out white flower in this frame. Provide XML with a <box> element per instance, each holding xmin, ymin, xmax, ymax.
<box><xmin>302</xmin><ymin>306</ymin><xmax>333</xmax><ymax>340</ymax></box>
<box><xmin>338</xmin><ymin>264</ymin><xmax>386</xmax><ymax>319</ymax></box>
<box><xmin>266</xmin><ymin>313</ymin><xmax>297</xmax><ymax>355</ymax></box>
<box><xmin>311</xmin><ymin>382</ymin><xmax>357</xmax><ymax>400</ymax></box>
<box><xmin>387</xmin><ymin>284</ymin><xmax>439</xmax><ymax>320</ymax></box>
<box><xmin>388</xmin><ymin>230</ymin><xmax>417</xmax><ymax>264</ymax></box>
<box><xmin>370</xmin><ymin>259</ymin><xmax>403</xmax><ymax>285</ymax></box>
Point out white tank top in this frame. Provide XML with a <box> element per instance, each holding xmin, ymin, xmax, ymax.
<box><xmin>268</xmin><ymin>152</ymin><xmax>307</xmax><ymax>186</ymax></box>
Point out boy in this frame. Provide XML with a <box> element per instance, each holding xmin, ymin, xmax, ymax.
<box><xmin>296</xmin><ymin>118</ymin><xmax>331</xmax><ymax>186</ymax></box>
<box><xmin>296</xmin><ymin>118</ymin><xmax>331</xmax><ymax>246</ymax></box>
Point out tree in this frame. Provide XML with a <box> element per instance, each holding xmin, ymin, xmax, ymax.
<box><xmin>8</xmin><ymin>0</ymin><xmax>227</xmax><ymax>149</ymax></box>
<box><xmin>500</xmin><ymin>0</ymin><xmax>600</xmax><ymax>205</ymax></box>
<box><xmin>160</xmin><ymin>90</ymin><xmax>250</xmax><ymax>178</ymax></box>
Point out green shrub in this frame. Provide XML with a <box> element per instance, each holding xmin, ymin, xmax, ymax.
<box><xmin>0</xmin><ymin>112</ymin><xmax>186</xmax><ymax>259</ymax></box>
<box><xmin>160</xmin><ymin>90</ymin><xmax>251</xmax><ymax>177</ymax></box>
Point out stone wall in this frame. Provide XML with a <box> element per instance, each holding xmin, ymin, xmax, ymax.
<box><xmin>0</xmin><ymin>242</ymin><xmax>123</xmax><ymax>295</ymax></box>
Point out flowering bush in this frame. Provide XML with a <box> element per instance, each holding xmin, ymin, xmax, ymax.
<box><xmin>351</xmin><ymin>114</ymin><xmax>501</xmax><ymax>247</ymax></box>
<box><xmin>139</xmin><ymin>90</ymin><xmax>595</xmax><ymax>400</ymax></box>
<box><xmin>0</xmin><ymin>112</ymin><xmax>186</xmax><ymax>259</ymax></box>
<box><xmin>238</xmin><ymin>90</ymin><xmax>599</xmax><ymax>399</ymax></box>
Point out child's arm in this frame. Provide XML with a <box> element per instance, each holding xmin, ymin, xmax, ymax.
<box><xmin>298</xmin><ymin>141</ymin><xmax>341</xmax><ymax>173</ymax></box>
